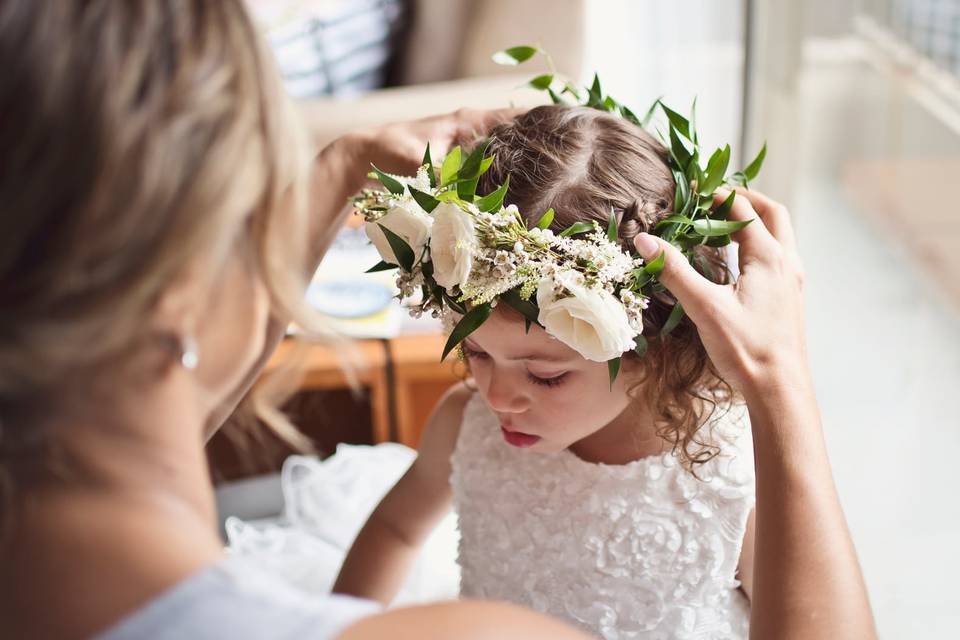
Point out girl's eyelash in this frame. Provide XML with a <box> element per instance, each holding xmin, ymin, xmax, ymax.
<box><xmin>462</xmin><ymin>344</ymin><xmax>567</xmax><ymax>388</ymax></box>
<box><xmin>461</xmin><ymin>345</ymin><xmax>487</xmax><ymax>360</ymax></box>
<box><xmin>527</xmin><ymin>372</ymin><xmax>567</xmax><ymax>388</ymax></box>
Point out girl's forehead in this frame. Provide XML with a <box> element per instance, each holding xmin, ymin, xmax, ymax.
<box><xmin>467</xmin><ymin>308</ymin><xmax>579</xmax><ymax>360</ymax></box>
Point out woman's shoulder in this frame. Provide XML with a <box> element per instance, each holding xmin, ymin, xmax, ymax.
<box><xmin>97</xmin><ymin>559</ymin><xmax>380</xmax><ymax>640</ymax></box>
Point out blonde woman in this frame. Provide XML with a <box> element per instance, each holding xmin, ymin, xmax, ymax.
<box><xmin>0</xmin><ymin>2</ymin><xmax>873</xmax><ymax>639</ymax></box>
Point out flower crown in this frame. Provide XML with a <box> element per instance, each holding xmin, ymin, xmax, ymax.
<box><xmin>353</xmin><ymin>46</ymin><xmax>766</xmax><ymax>385</ymax></box>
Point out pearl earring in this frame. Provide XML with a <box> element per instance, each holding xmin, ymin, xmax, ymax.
<box><xmin>179</xmin><ymin>335</ymin><xmax>199</xmax><ymax>370</ymax></box>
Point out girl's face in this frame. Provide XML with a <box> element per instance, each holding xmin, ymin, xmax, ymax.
<box><xmin>463</xmin><ymin>307</ymin><xmax>636</xmax><ymax>452</ymax></box>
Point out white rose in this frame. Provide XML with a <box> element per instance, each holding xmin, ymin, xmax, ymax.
<box><xmin>364</xmin><ymin>202</ymin><xmax>432</xmax><ymax>267</ymax></box>
<box><xmin>430</xmin><ymin>202</ymin><xmax>475</xmax><ymax>291</ymax></box>
<box><xmin>536</xmin><ymin>270</ymin><xmax>637</xmax><ymax>362</ymax></box>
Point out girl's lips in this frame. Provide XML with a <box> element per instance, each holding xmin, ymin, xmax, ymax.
<box><xmin>500</xmin><ymin>425</ymin><xmax>541</xmax><ymax>448</ymax></box>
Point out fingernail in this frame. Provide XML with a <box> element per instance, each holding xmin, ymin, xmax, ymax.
<box><xmin>634</xmin><ymin>233</ymin><xmax>659</xmax><ymax>258</ymax></box>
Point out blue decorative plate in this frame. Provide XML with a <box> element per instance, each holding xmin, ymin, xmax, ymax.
<box><xmin>306</xmin><ymin>280</ymin><xmax>393</xmax><ymax>319</ymax></box>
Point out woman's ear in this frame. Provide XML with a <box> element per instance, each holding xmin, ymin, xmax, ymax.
<box><xmin>149</xmin><ymin>260</ymin><xmax>208</xmax><ymax>375</ymax></box>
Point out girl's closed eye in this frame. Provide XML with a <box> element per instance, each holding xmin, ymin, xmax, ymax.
<box><xmin>526</xmin><ymin>369</ymin><xmax>568</xmax><ymax>388</ymax></box>
<box><xmin>462</xmin><ymin>344</ymin><xmax>568</xmax><ymax>388</ymax></box>
<box><xmin>461</xmin><ymin>344</ymin><xmax>489</xmax><ymax>361</ymax></box>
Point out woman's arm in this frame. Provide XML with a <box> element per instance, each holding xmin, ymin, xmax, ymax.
<box><xmin>339</xmin><ymin>600</ymin><xmax>593</xmax><ymax>640</ymax></box>
<box><xmin>633</xmin><ymin>188</ymin><xmax>876</xmax><ymax>639</ymax></box>
<box><xmin>737</xmin><ymin>509</ymin><xmax>756</xmax><ymax>602</ymax></box>
<box><xmin>204</xmin><ymin>108</ymin><xmax>521</xmax><ymax>438</ymax></box>
<box><xmin>333</xmin><ymin>383</ymin><xmax>472</xmax><ymax>605</ymax></box>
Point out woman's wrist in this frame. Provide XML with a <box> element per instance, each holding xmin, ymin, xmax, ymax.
<box><xmin>319</xmin><ymin>130</ymin><xmax>372</xmax><ymax>196</ymax></box>
<box><xmin>738</xmin><ymin>355</ymin><xmax>816</xmax><ymax>409</ymax></box>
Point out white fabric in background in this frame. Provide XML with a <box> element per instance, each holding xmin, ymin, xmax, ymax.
<box><xmin>225</xmin><ymin>444</ymin><xmax>461</xmax><ymax>607</ymax></box>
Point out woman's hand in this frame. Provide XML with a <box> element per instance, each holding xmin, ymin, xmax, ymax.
<box><xmin>343</xmin><ymin>107</ymin><xmax>525</xmax><ymax>179</ymax></box>
<box><xmin>636</xmin><ymin>188</ymin><xmax>877</xmax><ymax>638</ymax></box>
<box><xmin>208</xmin><ymin>107</ymin><xmax>524</xmax><ymax>438</ymax></box>
<box><xmin>633</xmin><ymin>187</ymin><xmax>808</xmax><ymax>398</ymax></box>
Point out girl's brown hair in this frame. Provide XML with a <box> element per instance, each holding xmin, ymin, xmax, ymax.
<box><xmin>476</xmin><ymin>105</ymin><xmax>735</xmax><ymax>471</ymax></box>
<box><xmin>0</xmin><ymin>2</ymin><xmax>318</xmax><ymax>519</ymax></box>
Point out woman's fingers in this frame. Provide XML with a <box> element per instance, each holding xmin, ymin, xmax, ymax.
<box><xmin>730</xmin><ymin>187</ymin><xmax>798</xmax><ymax>254</ymax></box>
<box><xmin>713</xmin><ymin>188</ymin><xmax>776</xmax><ymax>256</ymax></box>
<box><xmin>633</xmin><ymin>233</ymin><xmax>725</xmax><ymax>322</ymax></box>
<box><xmin>450</xmin><ymin>106</ymin><xmax>525</xmax><ymax>147</ymax></box>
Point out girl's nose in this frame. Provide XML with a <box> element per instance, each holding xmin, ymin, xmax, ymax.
<box><xmin>483</xmin><ymin>370</ymin><xmax>529</xmax><ymax>414</ymax></box>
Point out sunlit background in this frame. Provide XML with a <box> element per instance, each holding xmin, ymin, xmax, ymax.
<box><xmin>217</xmin><ymin>2</ymin><xmax>960</xmax><ymax>636</ymax></box>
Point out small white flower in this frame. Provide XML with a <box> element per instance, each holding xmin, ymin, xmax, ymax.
<box><xmin>431</xmin><ymin>202</ymin><xmax>476</xmax><ymax>291</ymax></box>
<box><xmin>364</xmin><ymin>202</ymin><xmax>432</xmax><ymax>266</ymax></box>
<box><xmin>536</xmin><ymin>270</ymin><xmax>637</xmax><ymax>362</ymax></box>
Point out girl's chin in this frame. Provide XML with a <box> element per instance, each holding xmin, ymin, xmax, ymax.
<box><xmin>529</xmin><ymin>439</ymin><xmax>568</xmax><ymax>454</ymax></box>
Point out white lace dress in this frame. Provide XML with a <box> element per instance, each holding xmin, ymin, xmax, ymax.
<box><xmin>450</xmin><ymin>393</ymin><xmax>755</xmax><ymax>640</ymax></box>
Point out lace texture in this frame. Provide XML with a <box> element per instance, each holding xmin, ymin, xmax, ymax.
<box><xmin>451</xmin><ymin>394</ymin><xmax>755</xmax><ymax>640</ymax></box>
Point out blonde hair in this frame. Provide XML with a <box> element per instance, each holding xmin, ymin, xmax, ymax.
<box><xmin>0</xmin><ymin>1</ymin><xmax>319</xmax><ymax>519</ymax></box>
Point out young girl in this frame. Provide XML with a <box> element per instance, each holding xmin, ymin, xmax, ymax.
<box><xmin>335</xmin><ymin>105</ymin><xmax>756</xmax><ymax>639</ymax></box>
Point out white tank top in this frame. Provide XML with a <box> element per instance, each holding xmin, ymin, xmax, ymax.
<box><xmin>97</xmin><ymin>557</ymin><xmax>380</xmax><ymax>639</ymax></box>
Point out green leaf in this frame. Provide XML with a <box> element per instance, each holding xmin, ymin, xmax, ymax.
<box><xmin>621</xmin><ymin>105</ymin><xmax>641</xmax><ymax>126</ymax></box>
<box><xmin>370</xmin><ymin>165</ymin><xmax>405</xmax><ymax>196</ymax></box>
<box><xmin>700</xmin><ymin>144</ymin><xmax>731</xmax><ymax>195</ymax></box>
<box><xmin>528</xmin><ymin>74</ymin><xmax>554</xmax><ymax>90</ymax></box>
<box><xmin>409</xmin><ymin>186</ymin><xmax>439</xmax><ymax>213</ymax></box>
<box><xmin>705</xmin><ymin>234</ymin><xmax>732</xmax><ymax>247</ymax></box>
<box><xmin>457</xmin><ymin>176</ymin><xmax>479</xmax><ymax>201</ymax></box>
<box><xmin>501</xmin><ymin>288</ymin><xmax>540</xmax><ymax>326</ymax></box>
<box><xmin>603</xmin><ymin>95</ymin><xmax>619</xmax><ymax>112</ymax></box>
<box><xmin>562</xmin><ymin>81</ymin><xmax>584</xmax><ymax>101</ymax></box>
<box><xmin>607</xmin><ymin>357</ymin><xmax>621</xmax><ymax>388</ymax></box>
<box><xmin>441</xmin><ymin>290</ymin><xmax>467</xmax><ymax>315</ymax></box>
<box><xmin>607</xmin><ymin>209</ymin><xmax>619</xmax><ymax>243</ymax></box>
<box><xmin>643</xmin><ymin>250</ymin><xmax>666</xmax><ymax>275</ymax></box>
<box><xmin>641</xmin><ymin>97</ymin><xmax>662</xmax><ymax>127</ymax></box>
<box><xmin>633</xmin><ymin>335</ymin><xmax>649</xmax><ymax>358</ymax></box>
<box><xmin>441</xmin><ymin>303</ymin><xmax>493</xmax><ymax>361</ymax></box>
<box><xmin>660</xmin><ymin>302</ymin><xmax>685</xmax><ymax>337</ymax></box>
<box><xmin>558</xmin><ymin>221</ymin><xmax>595</xmax><ymax>237</ymax></box>
<box><xmin>691</xmin><ymin>218</ymin><xmax>752</xmax><ymax>237</ymax></box>
<box><xmin>536</xmin><ymin>207</ymin><xmax>555</xmax><ymax>229</ymax></box>
<box><xmin>742</xmin><ymin>142</ymin><xmax>767</xmax><ymax>181</ymax></box>
<box><xmin>655</xmin><ymin>214</ymin><xmax>696</xmax><ymax>229</ymax></box>
<box><xmin>476</xmin><ymin>175</ymin><xmax>510</xmax><ymax>213</ymax></box>
<box><xmin>365</xmin><ymin>260</ymin><xmax>398</xmax><ymax>273</ymax></box>
<box><xmin>378</xmin><ymin>224</ymin><xmax>415</xmax><ymax>271</ymax></box>
<box><xmin>547</xmin><ymin>87</ymin><xmax>563</xmax><ymax>104</ymax></box>
<box><xmin>713</xmin><ymin>190</ymin><xmax>736</xmax><ymax>220</ymax></box>
<box><xmin>669</xmin><ymin>126</ymin><xmax>693</xmax><ymax>170</ymax></box>
<box><xmin>689</xmin><ymin>97</ymin><xmax>699</xmax><ymax>145</ymax></box>
<box><xmin>422</xmin><ymin>143</ymin><xmax>436</xmax><ymax>189</ymax></box>
<box><xmin>672</xmin><ymin>169</ymin><xmax>689</xmax><ymax>214</ymax></box>
<box><xmin>588</xmin><ymin>73</ymin><xmax>603</xmax><ymax>106</ymax></box>
<box><xmin>440</xmin><ymin>146</ymin><xmax>462</xmax><ymax>186</ymax></box>
<box><xmin>675</xmin><ymin>233</ymin><xmax>706</xmax><ymax>251</ymax></box>
<box><xmin>476</xmin><ymin>155</ymin><xmax>495</xmax><ymax>179</ymax></box>
<box><xmin>631</xmin><ymin>269</ymin><xmax>653</xmax><ymax>289</ymax></box>
<box><xmin>459</xmin><ymin>139</ymin><xmax>492</xmax><ymax>182</ymax></box>
<box><xmin>660</xmin><ymin>103</ymin><xmax>691</xmax><ymax>140</ymax></box>
<box><xmin>492</xmin><ymin>45</ymin><xmax>539</xmax><ymax>66</ymax></box>
<box><xmin>435</xmin><ymin>190</ymin><xmax>461</xmax><ymax>204</ymax></box>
